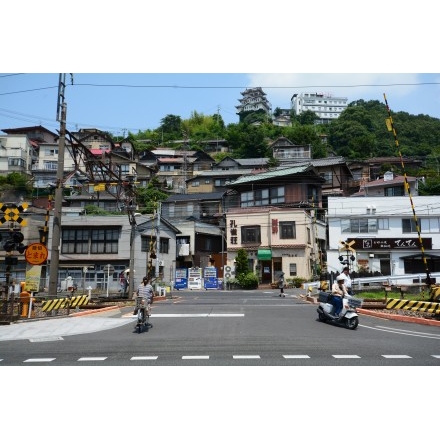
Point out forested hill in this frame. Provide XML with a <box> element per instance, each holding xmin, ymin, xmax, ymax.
<box><xmin>327</xmin><ymin>99</ymin><xmax>440</xmax><ymax>159</ymax></box>
<box><xmin>129</xmin><ymin>99</ymin><xmax>440</xmax><ymax>162</ymax></box>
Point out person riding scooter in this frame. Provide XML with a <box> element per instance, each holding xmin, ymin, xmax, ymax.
<box><xmin>331</xmin><ymin>274</ymin><xmax>348</xmax><ymax>317</ymax></box>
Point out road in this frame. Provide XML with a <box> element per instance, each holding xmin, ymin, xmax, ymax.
<box><xmin>1</xmin><ymin>289</ymin><xmax>439</xmax><ymax>366</ymax></box>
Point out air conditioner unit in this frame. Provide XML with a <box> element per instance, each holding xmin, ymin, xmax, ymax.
<box><xmin>158</xmin><ymin>260</ymin><xmax>164</xmax><ymax>267</ymax></box>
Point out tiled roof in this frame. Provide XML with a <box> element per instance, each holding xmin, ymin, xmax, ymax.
<box><xmin>164</xmin><ymin>191</ymin><xmax>227</xmax><ymax>202</ymax></box>
<box><xmin>226</xmin><ymin>165</ymin><xmax>312</xmax><ymax>185</ymax></box>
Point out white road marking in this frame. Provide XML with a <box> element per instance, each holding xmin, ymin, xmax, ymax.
<box><xmin>150</xmin><ymin>313</ymin><xmax>244</xmax><ymax>318</ymax></box>
<box><xmin>283</xmin><ymin>355</ymin><xmax>310</xmax><ymax>359</ymax></box>
<box><xmin>29</xmin><ymin>336</ymin><xmax>64</xmax><ymax>342</ymax></box>
<box><xmin>182</xmin><ymin>355</ymin><xmax>210</xmax><ymax>360</ymax></box>
<box><xmin>78</xmin><ymin>357</ymin><xmax>107</xmax><ymax>361</ymax></box>
<box><xmin>24</xmin><ymin>358</ymin><xmax>56</xmax><ymax>362</ymax></box>
<box><xmin>131</xmin><ymin>356</ymin><xmax>158</xmax><ymax>361</ymax></box>
<box><xmin>360</xmin><ymin>324</ymin><xmax>440</xmax><ymax>339</ymax></box>
<box><xmin>432</xmin><ymin>355</ymin><xmax>440</xmax><ymax>358</ymax></box>
<box><xmin>381</xmin><ymin>355</ymin><xmax>412</xmax><ymax>359</ymax></box>
<box><xmin>333</xmin><ymin>355</ymin><xmax>361</xmax><ymax>359</ymax></box>
<box><xmin>233</xmin><ymin>355</ymin><xmax>261</xmax><ymax>359</ymax></box>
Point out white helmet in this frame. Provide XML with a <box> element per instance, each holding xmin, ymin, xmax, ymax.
<box><xmin>336</xmin><ymin>275</ymin><xmax>345</xmax><ymax>282</ymax></box>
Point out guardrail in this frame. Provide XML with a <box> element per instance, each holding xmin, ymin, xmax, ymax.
<box><xmin>303</xmin><ymin>272</ymin><xmax>440</xmax><ymax>292</ymax></box>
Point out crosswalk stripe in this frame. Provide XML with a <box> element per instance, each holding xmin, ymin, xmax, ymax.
<box><xmin>78</xmin><ymin>357</ymin><xmax>107</xmax><ymax>361</ymax></box>
<box><xmin>23</xmin><ymin>358</ymin><xmax>56</xmax><ymax>362</ymax></box>
<box><xmin>283</xmin><ymin>355</ymin><xmax>310</xmax><ymax>359</ymax></box>
<box><xmin>381</xmin><ymin>355</ymin><xmax>412</xmax><ymax>359</ymax></box>
<box><xmin>233</xmin><ymin>355</ymin><xmax>260</xmax><ymax>359</ymax></box>
<box><xmin>333</xmin><ymin>355</ymin><xmax>361</xmax><ymax>359</ymax></box>
<box><xmin>131</xmin><ymin>356</ymin><xmax>158</xmax><ymax>361</ymax></box>
<box><xmin>182</xmin><ymin>355</ymin><xmax>210</xmax><ymax>360</ymax></box>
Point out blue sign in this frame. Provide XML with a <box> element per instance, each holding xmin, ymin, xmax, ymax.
<box><xmin>174</xmin><ymin>268</ymin><xmax>188</xmax><ymax>290</ymax></box>
<box><xmin>203</xmin><ymin>267</ymin><xmax>218</xmax><ymax>290</ymax></box>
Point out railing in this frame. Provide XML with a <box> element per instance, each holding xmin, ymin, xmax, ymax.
<box><xmin>303</xmin><ymin>272</ymin><xmax>440</xmax><ymax>292</ymax></box>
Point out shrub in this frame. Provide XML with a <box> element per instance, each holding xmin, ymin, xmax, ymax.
<box><xmin>237</xmin><ymin>272</ymin><xmax>259</xmax><ymax>290</ymax></box>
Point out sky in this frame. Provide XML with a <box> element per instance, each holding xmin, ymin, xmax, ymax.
<box><xmin>1</xmin><ymin>73</ymin><xmax>440</xmax><ymax>137</ymax></box>
<box><xmin>3</xmin><ymin>1</ymin><xmax>435</xmax><ymax>431</ymax></box>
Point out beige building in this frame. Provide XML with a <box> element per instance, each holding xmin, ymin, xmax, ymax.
<box><xmin>225</xmin><ymin>207</ymin><xmax>325</xmax><ymax>283</ymax></box>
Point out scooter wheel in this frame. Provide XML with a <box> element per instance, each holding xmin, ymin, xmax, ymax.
<box><xmin>345</xmin><ymin>316</ymin><xmax>359</xmax><ymax>330</ymax></box>
<box><xmin>318</xmin><ymin>311</ymin><xmax>327</xmax><ymax>322</ymax></box>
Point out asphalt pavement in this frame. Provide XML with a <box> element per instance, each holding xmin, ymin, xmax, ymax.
<box><xmin>1</xmin><ymin>288</ymin><xmax>439</xmax><ymax>342</ymax></box>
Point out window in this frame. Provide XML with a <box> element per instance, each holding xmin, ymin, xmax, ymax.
<box><xmin>378</xmin><ymin>218</ymin><xmax>389</xmax><ymax>230</ymax></box>
<box><xmin>191</xmin><ymin>181</ymin><xmax>200</xmax><ymax>187</ymax></box>
<box><xmin>320</xmin><ymin>171</ymin><xmax>332</xmax><ymax>183</ymax></box>
<box><xmin>62</xmin><ymin>229</ymin><xmax>90</xmax><ymax>254</ymax></box>
<box><xmin>289</xmin><ymin>263</ymin><xmax>297</xmax><ymax>276</ymax></box>
<box><xmin>402</xmin><ymin>218</ymin><xmax>418</xmax><ymax>233</ymax></box>
<box><xmin>119</xmin><ymin>164</ymin><xmax>130</xmax><ymax>174</ymax></box>
<box><xmin>279</xmin><ymin>221</ymin><xmax>296</xmax><ymax>239</ymax></box>
<box><xmin>241</xmin><ymin>226</ymin><xmax>261</xmax><ymax>244</ymax></box>
<box><xmin>385</xmin><ymin>186</ymin><xmax>405</xmax><ymax>196</ymax></box>
<box><xmin>254</xmin><ymin>189</ymin><xmax>269</xmax><ymax>206</ymax></box>
<box><xmin>240</xmin><ymin>186</ymin><xmax>284</xmax><ymax>208</ymax></box>
<box><xmin>341</xmin><ymin>218</ymin><xmax>378</xmax><ymax>233</ymax></box>
<box><xmin>91</xmin><ymin>228</ymin><xmax>119</xmax><ymax>253</ymax></box>
<box><xmin>421</xmin><ymin>217</ymin><xmax>440</xmax><ymax>233</ymax></box>
<box><xmin>307</xmin><ymin>227</ymin><xmax>311</xmax><ymax>244</ymax></box>
<box><xmin>8</xmin><ymin>158</ymin><xmax>25</xmax><ymax>167</ymax></box>
<box><xmin>160</xmin><ymin>238</ymin><xmax>169</xmax><ymax>254</ymax></box>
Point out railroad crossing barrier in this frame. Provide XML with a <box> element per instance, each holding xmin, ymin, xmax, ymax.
<box><xmin>386</xmin><ymin>299</ymin><xmax>440</xmax><ymax>314</ymax></box>
<box><xmin>41</xmin><ymin>295</ymin><xmax>89</xmax><ymax>313</ymax></box>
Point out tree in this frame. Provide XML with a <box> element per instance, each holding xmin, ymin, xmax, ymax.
<box><xmin>159</xmin><ymin>114</ymin><xmax>183</xmax><ymax>141</ymax></box>
<box><xmin>235</xmin><ymin>248</ymin><xmax>249</xmax><ymax>276</ymax></box>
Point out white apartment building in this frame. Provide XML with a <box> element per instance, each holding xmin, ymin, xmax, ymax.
<box><xmin>0</xmin><ymin>134</ymin><xmax>36</xmax><ymax>177</ymax></box>
<box><xmin>327</xmin><ymin>196</ymin><xmax>440</xmax><ymax>283</ymax></box>
<box><xmin>291</xmin><ymin>92</ymin><xmax>348</xmax><ymax>124</ymax></box>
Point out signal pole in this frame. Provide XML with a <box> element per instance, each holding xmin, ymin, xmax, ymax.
<box><xmin>48</xmin><ymin>74</ymin><xmax>68</xmax><ymax>296</ymax></box>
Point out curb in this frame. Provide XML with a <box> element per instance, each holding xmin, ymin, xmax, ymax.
<box><xmin>71</xmin><ymin>295</ymin><xmax>169</xmax><ymax>317</ymax></box>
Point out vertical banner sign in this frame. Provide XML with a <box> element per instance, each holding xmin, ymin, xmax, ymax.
<box><xmin>25</xmin><ymin>264</ymin><xmax>42</xmax><ymax>292</ymax></box>
<box><xmin>203</xmin><ymin>267</ymin><xmax>218</xmax><ymax>290</ymax></box>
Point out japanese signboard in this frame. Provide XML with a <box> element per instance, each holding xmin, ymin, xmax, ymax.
<box><xmin>349</xmin><ymin>237</ymin><xmax>432</xmax><ymax>250</ymax></box>
<box><xmin>25</xmin><ymin>242</ymin><xmax>49</xmax><ymax>265</ymax></box>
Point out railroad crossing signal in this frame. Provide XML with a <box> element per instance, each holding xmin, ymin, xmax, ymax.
<box><xmin>339</xmin><ymin>240</ymin><xmax>355</xmax><ymax>253</ymax></box>
<box><xmin>0</xmin><ymin>202</ymin><xmax>28</xmax><ymax>226</ymax></box>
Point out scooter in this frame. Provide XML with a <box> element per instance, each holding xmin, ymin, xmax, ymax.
<box><xmin>316</xmin><ymin>291</ymin><xmax>362</xmax><ymax>330</ymax></box>
<box><xmin>134</xmin><ymin>297</ymin><xmax>151</xmax><ymax>334</ymax></box>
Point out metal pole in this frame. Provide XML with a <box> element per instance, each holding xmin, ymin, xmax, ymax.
<box><xmin>155</xmin><ymin>201</ymin><xmax>161</xmax><ymax>279</ymax></box>
<box><xmin>106</xmin><ymin>265</ymin><xmax>109</xmax><ymax>297</ymax></box>
<box><xmin>48</xmin><ymin>74</ymin><xmax>67</xmax><ymax>296</ymax></box>
<box><xmin>128</xmin><ymin>215</ymin><xmax>136</xmax><ymax>299</ymax></box>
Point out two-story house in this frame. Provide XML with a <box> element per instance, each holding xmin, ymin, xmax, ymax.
<box><xmin>224</xmin><ymin>165</ymin><xmax>327</xmax><ymax>282</ymax></box>
<box><xmin>44</xmin><ymin>212</ymin><xmax>180</xmax><ymax>293</ymax></box>
<box><xmin>351</xmin><ymin>171</ymin><xmax>419</xmax><ymax>197</ymax></box>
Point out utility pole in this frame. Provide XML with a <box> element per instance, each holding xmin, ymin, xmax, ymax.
<box><xmin>48</xmin><ymin>74</ymin><xmax>69</xmax><ymax>296</ymax></box>
<box><xmin>155</xmin><ymin>201</ymin><xmax>161</xmax><ymax>279</ymax></box>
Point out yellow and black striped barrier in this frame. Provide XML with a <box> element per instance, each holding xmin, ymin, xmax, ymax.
<box><xmin>41</xmin><ymin>295</ymin><xmax>89</xmax><ymax>312</ymax></box>
<box><xmin>430</xmin><ymin>286</ymin><xmax>440</xmax><ymax>301</ymax></box>
<box><xmin>386</xmin><ymin>298</ymin><xmax>440</xmax><ymax>314</ymax></box>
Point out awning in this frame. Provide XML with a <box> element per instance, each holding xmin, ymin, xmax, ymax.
<box><xmin>257</xmin><ymin>249</ymin><xmax>272</xmax><ymax>260</ymax></box>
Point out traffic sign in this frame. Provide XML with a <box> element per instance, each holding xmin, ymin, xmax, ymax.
<box><xmin>25</xmin><ymin>242</ymin><xmax>48</xmax><ymax>265</ymax></box>
<box><xmin>339</xmin><ymin>240</ymin><xmax>355</xmax><ymax>252</ymax></box>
